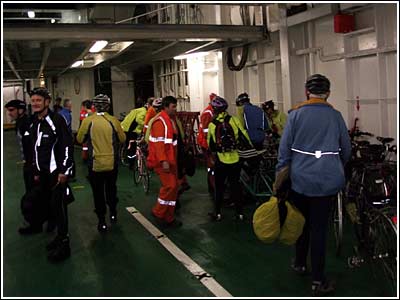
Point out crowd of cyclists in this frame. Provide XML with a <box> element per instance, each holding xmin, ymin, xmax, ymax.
<box><xmin>6</xmin><ymin>73</ymin><xmax>392</xmax><ymax>296</ymax></box>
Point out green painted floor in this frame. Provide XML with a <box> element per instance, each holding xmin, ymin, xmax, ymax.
<box><xmin>2</xmin><ymin>130</ymin><xmax>397</xmax><ymax>297</ymax></box>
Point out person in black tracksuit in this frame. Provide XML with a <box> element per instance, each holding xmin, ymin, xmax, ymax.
<box><xmin>30</xmin><ymin>87</ymin><xmax>73</xmax><ymax>262</ymax></box>
<box><xmin>5</xmin><ymin>99</ymin><xmax>36</xmax><ymax>233</ymax></box>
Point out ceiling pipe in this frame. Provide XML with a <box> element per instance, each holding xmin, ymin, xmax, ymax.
<box><xmin>37</xmin><ymin>43</ymin><xmax>51</xmax><ymax>78</ymax></box>
<box><xmin>4</xmin><ymin>48</ymin><xmax>22</xmax><ymax>80</ymax></box>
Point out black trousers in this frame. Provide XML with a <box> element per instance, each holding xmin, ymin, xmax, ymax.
<box><xmin>39</xmin><ymin>171</ymin><xmax>69</xmax><ymax>237</ymax></box>
<box><xmin>23</xmin><ymin>163</ymin><xmax>35</xmax><ymax>194</ymax></box>
<box><xmin>290</xmin><ymin>190</ymin><xmax>335</xmax><ymax>282</ymax></box>
<box><xmin>214</xmin><ymin>160</ymin><xmax>242</xmax><ymax>215</ymax></box>
<box><xmin>88</xmin><ymin>168</ymin><xmax>118</xmax><ymax>219</ymax></box>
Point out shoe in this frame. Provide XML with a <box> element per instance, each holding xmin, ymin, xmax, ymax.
<box><xmin>97</xmin><ymin>222</ymin><xmax>108</xmax><ymax>233</ymax></box>
<box><xmin>47</xmin><ymin>237</ymin><xmax>70</xmax><ymax>263</ymax></box>
<box><xmin>291</xmin><ymin>263</ymin><xmax>309</xmax><ymax>276</ymax></box>
<box><xmin>18</xmin><ymin>225</ymin><xmax>42</xmax><ymax>235</ymax></box>
<box><xmin>311</xmin><ymin>279</ymin><xmax>335</xmax><ymax>297</ymax></box>
<box><xmin>165</xmin><ymin>219</ymin><xmax>183</xmax><ymax>228</ymax></box>
<box><xmin>208</xmin><ymin>212</ymin><xmax>222</xmax><ymax>221</ymax></box>
<box><xmin>46</xmin><ymin>221</ymin><xmax>56</xmax><ymax>233</ymax></box>
<box><xmin>46</xmin><ymin>235</ymin><xmax>65</xmax><ymax>251</ymax></box>
<box><xmin>110</xmin><ymin>212</ymin><xmax>117</xmax><ymax>224</ymax></box>
<box><xmin>236</xmin><ymin>214</ymin><xmax>245</xmax><ymax>221</ymax></box>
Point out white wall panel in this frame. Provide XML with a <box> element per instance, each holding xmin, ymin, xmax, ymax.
<box><xmin>55</xmin><ymin>70</ymin><xmax>95</xmax><ymax>132</ymax></box>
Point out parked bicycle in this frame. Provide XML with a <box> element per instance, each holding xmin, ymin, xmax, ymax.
<box><xmin>132</xmin><ymin>140</ymin><xmax>150</xmax><ymax>194</ymax></box>
<box><xmin>343</xmin><ymin>130</ymin><xmax>397</xmax><ymax>295</ymax></box>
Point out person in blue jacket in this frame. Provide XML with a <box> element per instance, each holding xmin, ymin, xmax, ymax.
<box><xmin>275</xmin><ymin>74</ymin><xmax>351</xmax><ymax>296</ymax></box>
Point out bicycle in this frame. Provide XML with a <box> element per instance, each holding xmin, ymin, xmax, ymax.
<box><xmin>344</xmin><ymin>142</ymin><xmax>397</xmax><ymax>295</ymax></box>
<box><xmin>332</xmin><ymin>190</ymin><xmax>344</xmax><ymax>257</ymax></box>
<box><xmin>119</xmin><ymin>142</ymin><xmax>130</xmax><ymax>167</ymax></box>
<box><xmin>132</xmin><ymin>140</ymin><xmax>150</xmax><ymax>194</ymax></box>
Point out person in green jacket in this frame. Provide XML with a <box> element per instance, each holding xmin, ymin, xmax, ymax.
<box><xmin>207</xmin><ymin>96</ymin><xmax>252</xmax><ymax>221</ymax></box>
<box><xmin>262</xmin><ymin>100</ymin><xmax>287</xmax><ymax>137</ymax></box>
<box><xmin>121</xmin><ymin>102</ymin><xmax>148</xmax><ymax>163</ymax></box>
<box><xmin>77</xmin><ymin>94</ymin><xmax>126</xmax><ymax>233</ymax></box>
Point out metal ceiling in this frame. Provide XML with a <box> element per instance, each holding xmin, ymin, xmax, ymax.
<box><xmin>2</xmin><ymin>3</ymin><xmax>267</xmax><ymax>81</ymax></box>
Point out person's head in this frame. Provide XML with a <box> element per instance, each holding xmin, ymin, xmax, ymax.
<box><xmin>209</xmin><ymin>93</ymin><xmax>217</xmax><ymax>103</ymax></box>
<box><xmin>152</xmin><ymin>97</ymin><xmax>163</xmax><ymax>112</ymax></box>
<box><xmin>84</xmin><ymin>99</ymin><xmax>92</xmax><ymax>110</ymax></box>
<box><xmin>54</xmin><ymin>97</ymin><xmax>62</xmax><ymax>106</ymax></box>
<box><xmin>262</xmin><ymin>100</ymin><xmax>275</xmax><ymax>116</ymax></box>
<box><xmin>63</xmin><ymin>99</ymin><xmax>72</xmax><ymax>111</ymax></box>
<box><xmin>92</xmin><ymin>94</ymin><xmax>110</xmax><ymax>113</ymax></box>
<box><xmin>146</xmin><ymin>97</ymin><xmax>155</xmax><ymax>109</ymax></box>
<box><xmin>162</xmin><ymin>96</ymin><xmax>177</xmax><ymax>116</ymax></box>
<box><xmin>236</xmin><ymin>92</ymin><xmax>250</xmax><ymax>106</ymax></box>
<box><xmin>30</xmin><ymin>87</ymin><xmax>51</xmax><ymax>115</ymax></box>
<box><xmin>5</xmin><ymin>99</ymin><xmax>26</xmax><ymax>121</ymax></box>
<box><xmin>305</xmin><ymin>74</ymin><xmax>330</xmax><ymax>100</ymax></box>
<box><xmin>211</xmin><ymin>96</ymin><xmax>228</xmax><ymax>114</ymax></box>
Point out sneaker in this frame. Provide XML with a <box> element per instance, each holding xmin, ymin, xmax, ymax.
<box><xmin>46</xmin><ymin>235</ymin><xmax>65</xmax><ymax>251</ymax></box>
<box><xmin>47</xmin><ymin>238</ymin><xmax>70</xmax><ymax>263</ymax></box>
<box><xmin>18</xmin><ymin>225</ymin><xmax>42</xmax><ymax>235</ymax></box>
<box><xmin>110</xmin><ymin>212</ymin><xmax>117</xmax><ymax>224</ymax></box>
<box><xmin>46</xmin><ymin>221</ymin><xmax>56</xmax><ymax>233</ymax></box>
<box><xmin>291</xmin><ymin>263</ymin><xmax>309</xmax><ymax>276</ymax></box>
<box><xmin>97</xmin><ymin>222</ymin><xmax>108</xmax><ymax>233</ymax></box>
<box><xmin>311</xmin><ymin>279</ymin><xmax>335</xmax><ymax>297</ymax></box>
<box><xmin>209</xmin><ymin>213</ymin><xmax>222</xmax><ymax>221</ymax></box>
<box><xmin>165</xmin><ymin>219</ymin><xmax>183</xmax><ymax>228</ymax></box>
<box><xmin>236</xmin><ymin>214</ymin><xmax>245</xmax><ymax>221</ymax></box>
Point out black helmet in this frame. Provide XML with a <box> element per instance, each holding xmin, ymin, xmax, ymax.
<box><xmin>236</xmin><ymin>92</ymin><xmax>250</xmax><ymax>106</ymax></box>
<box><xmin>29</xmin><ymin>87</ymin><xmax>51</xmax><ymax>100</ymax></box>
<box><xmin>92</xmin><ymin>94</ymin><xmax>110</xmax><ymax>112</ymax></box>
<box><xmin>262</xmin><ymin>100</ymin><xmax>274</xmax><ymax>111</ymax></box>
<box><xmin>5</xmin><ymin>99</ymin><xmax>26</xmax><ymax>110</ymax></box>
<box><xmin>211</xmin><ymin>96</ymin><xmax>228</xmax><ymax>111</ymax></box>
<box><xmin>305</xmin><ymin>74</ymin><xmax>330</xmax><ymax>94</ymax></box>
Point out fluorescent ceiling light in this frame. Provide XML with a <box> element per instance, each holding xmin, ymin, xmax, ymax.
<box><xmin>89</xmin><ymin>40</ymin><xmax>108</xmax><ymax>53</ymax></box>
<box><xmin>27</xmin><ymin>11</ymin><xmax>35</xmax><ymax>18</ymax></box>
<box><xmin>173</xmin><ymin>52</ymin><xmax>209</xmax><ymax>60</ymax></box>
<box><xmin>71</xmin><ymin>60</ymin><xmax>84</xmax><ymax>68</ymax></box>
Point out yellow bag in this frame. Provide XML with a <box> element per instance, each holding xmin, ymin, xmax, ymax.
<box><xmin>252</xmin><ymin>196</ymin><xmax>280</xmax><ymax>243</ymax></box>
<box><xmin>278</xmin><ymin>201</ymin><xmax>305</xmax><ymax>245</ymax></box>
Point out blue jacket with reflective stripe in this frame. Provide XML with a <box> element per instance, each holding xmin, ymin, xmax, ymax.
<box><xmin>276</xmin><ymin>99</ymin><xmax>351</xmax><ymax>196</ymax></box>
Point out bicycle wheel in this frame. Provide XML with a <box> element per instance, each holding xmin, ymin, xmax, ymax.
<box><xmin>141</xmin><ymin>158</ymin><xmax>150</xmax><ymax>194</ymax></box>
<box><xmin>119</xmin><ymin>145</ymin><xmax>129</xmax><ymax>166</ymax></box>
<box><xmin>333</xmin><ymin>191</ymin><xmax>343</xmax><ymax>256</ymax></box>
<box><xmin>133</xmin><ymin>156</ymin><xmax>141</xmax><ymax>185</ymax></box>
<box><xmin>367</xmin><ymin>207</ymin><xmax>397</xmax><ymax>295</ymax></box>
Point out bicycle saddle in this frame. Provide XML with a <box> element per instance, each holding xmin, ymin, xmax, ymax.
<box><xmin>377</xmin><ymin>136</ymin><xmax>394</xmax><ymax>144</ymax></box>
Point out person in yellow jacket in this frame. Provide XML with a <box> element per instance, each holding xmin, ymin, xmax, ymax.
<box><xmin>76</xmin><ymin>94</ymin><xmax>126</xmax><ymax>233</ymax></box>
<box><xmin>207</xmin><ymin>96</ymin><xmax>252</xmax><ymax>221</ymax></box>
<box><xmin>121</xmin><ymin>102</ymin><xmax>147</xmax><ymax>162</ymax></box>
<box><xmin>262</xmin><ymin>100</ymin><xmax>287</xmax><ymax>137</ymax></box>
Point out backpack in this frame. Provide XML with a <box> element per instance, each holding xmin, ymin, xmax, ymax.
<box><xmin>243</xmin><ymin>104</ymin><xmax>267</xmax><ymax>145</ymax></box>
<box><xmin>213</xmin><ymin>115</ymin><xmax>237</xmax><ymax>153</ymax></box>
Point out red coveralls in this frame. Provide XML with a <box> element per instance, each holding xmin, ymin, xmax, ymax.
<box><xmin>147</xmin><ymin>110</ymin><xmax>179</xmax><ymax>224</ymax></box>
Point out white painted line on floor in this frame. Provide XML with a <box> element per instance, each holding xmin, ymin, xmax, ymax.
<box><xmin>126</xmin><ymin>206</ymin><xmax>233</xmax><ymax>297</ymax></box>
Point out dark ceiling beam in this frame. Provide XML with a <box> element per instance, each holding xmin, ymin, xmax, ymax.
<box><xmin>38</xmin><ymin>43</ymin><xmax>52</xmax><ymax>78</ymax></box>
<box><xmin>4</xmin><ymin>48</ymin><xmax>22</xmax><ymax>80</ymax></box>
<box><xmin>4</xmin><ymin>24</ymin><xmax>265</xmax><ymax>42</ymax></box>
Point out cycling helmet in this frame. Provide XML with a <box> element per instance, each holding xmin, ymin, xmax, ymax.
<box><xmin>29</xmin><ymin>87</ymin><xmax>51</xmax><ymax>100</ymax></box>
<box><xmin>305</xmin><ymin>74</ymin><xmax>330</xmax><ymax>94</ymax></box>
<box><xmin>211</xmin><ymin>96</ymin><xmax>228</xmax><ymax>111</ymax></box>
<box><xmin>262</xmin><ymin>100</ymin><xmax>274</xmax><ymax>111</ymax></box>
<box><xmin>92</xmin><ymin>94</ymin><xmax>110</xmax><ymax>112</ymax></box>
<box><xmin>209</xmin><ymin>93</ymin><xmax>217</xmax><ymax>101</ymax></box>
<box><xmin>152</xmin><ymin>97</ymin><xmax>163</xmax><ymax>108</ymax></box>
<box><xmin>236</xmin><ymin>92</ymin><xmax>250</xmax><ymax>106</ymax></box>
<box><xmin>5</xmin><ymin>99</ymin><xmax>26</xmax><ymax>110</ymax></box>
